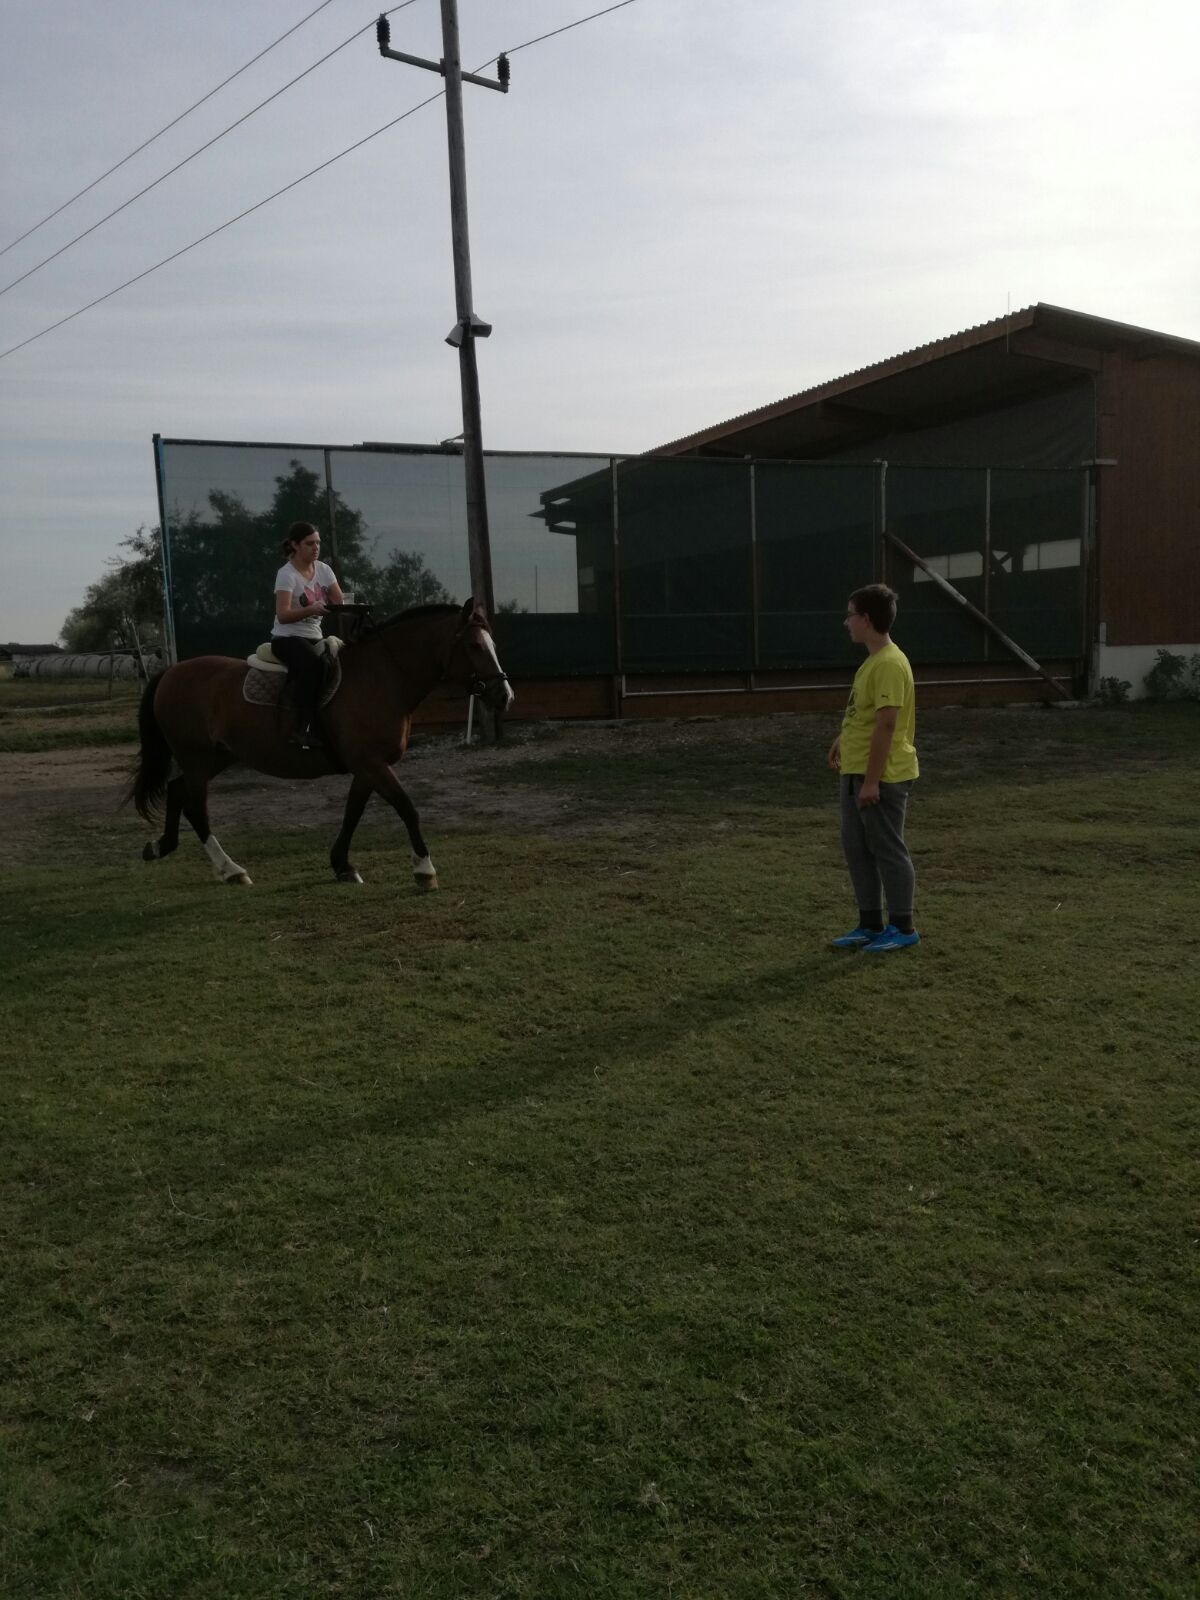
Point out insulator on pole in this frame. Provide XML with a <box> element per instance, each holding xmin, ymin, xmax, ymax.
<box><xmin>376</xmin><ymin>14</ymin><xmax>391</xmax><ymax>50</ymax></box>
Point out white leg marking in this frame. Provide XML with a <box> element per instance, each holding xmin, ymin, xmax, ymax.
<box><xmin>204</xmin><ymin>834</ymin><xmax>249</xmax><ymax>883</ymax></box>
<box><xmin>411</xmin><ymin>853</ymin><xmax>437</xmax><ymax>878</ymax></box>
<box><xmin>480</xmin><ymin>632</ymin><xmax>514</xmax><ymax>709</ymax></box>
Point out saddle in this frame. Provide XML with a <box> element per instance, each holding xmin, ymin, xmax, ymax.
<box><xmin>243</xmin><ymin>636</ymin><xmax>344</xmax><ymax>708</ymax></box>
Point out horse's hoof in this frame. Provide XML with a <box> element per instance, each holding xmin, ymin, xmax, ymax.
<box><xmin>413</xmin><ymin>872</ymin><xmax>439</xmax><ymax>893</ymax></box>
<box><xmin>143</xmin><ymin>842</ymin><xmax>157</xmax><ymax>862</ymax></box>
<box><xmin>224</xmin><ymin>872</ymin><xmax>253</xmax><ymax>887</ymax></box>
<box><xmin>335</xmin><ymin>868</ymin><xmax>363</xmax><ymax>884</ymax></box>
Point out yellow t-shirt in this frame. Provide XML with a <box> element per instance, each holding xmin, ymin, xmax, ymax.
<box><xmin>840</xmin><ymin>641</ymin><xmax>919</xmax><ymax>782</ymax></box>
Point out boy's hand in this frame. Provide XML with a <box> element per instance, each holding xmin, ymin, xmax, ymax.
<box><xmin>857</xmin><ymin>778</ymin><xmax>881</xmax><ymax>808</ymax></box>
<box><xmin>826</xmin><ymin>736</ymin><xmax>842</xmax><ymax>771</ymax></box>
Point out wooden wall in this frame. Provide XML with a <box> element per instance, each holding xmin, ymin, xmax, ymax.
<box><xmin>412</xmin><ymin>676</ymin><xmax>615</xmax><ymax>731</ymax></box>
<box><xmin>1098</xmin><ymin>350</ymin><xmax>1200</xmax><ymax>645</ymax></box>
<box><xmin>411</xmin><ymin>662</ymin><xmax>1076</xmax><ymax>731</ymax></box>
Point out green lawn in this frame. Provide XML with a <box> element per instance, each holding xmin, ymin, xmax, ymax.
<box><xmin>2</xmin><ymin>706</ymin><xmax>1198</xmax><ymax>1598</ymax></box>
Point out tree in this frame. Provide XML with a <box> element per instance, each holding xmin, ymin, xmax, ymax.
<box><xmin>60</xmin><ymin>526</ymin><xmax>165</xmax><ymax>652</ymax></box>
<box><xmin>167</xmin><ymin>458</ymin><xmax>371</xmax><ymax>655</ymax></box>
<box><xmin>368</xmin><ymin>548</ymin><xmax>452</xmax><ymax>616</ymax></box>
<box><xmin>62</xmin><ymin>459</ymin><xmax>455</xmax><ymax>656</ymax></box>
<box><xmin>166</xmin><ymin>457</ymin><xmax>451</xmax><ymax>644</ymax></box>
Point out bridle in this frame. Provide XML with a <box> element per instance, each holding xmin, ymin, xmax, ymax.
<box><xmin>461</xmin><ymin>623</ymin><xmax>511</xmax><ymax>701</ymax></box>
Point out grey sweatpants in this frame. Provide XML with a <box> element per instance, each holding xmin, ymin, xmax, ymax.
<box><xmin>839</xmin><ymin>775</ymin><xmax>916</xmax><ymax>922</ymax></box>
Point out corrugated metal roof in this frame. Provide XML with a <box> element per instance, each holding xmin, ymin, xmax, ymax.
<box><xmin>653</xmin><ymin>303</ymin><xmax>1200</xmax><ymax>456</ymax></box>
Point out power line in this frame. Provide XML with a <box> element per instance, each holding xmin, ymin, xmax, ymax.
<box><xmin>0</xmin><ymin>1</ymin><xmax>423</xmax><ymax>300</ymax></box>
<box><xmin>0</xmin><ymin>0</ymin><xmax>643</xmax><ymax>364</ymax></box>
<box><xmin>0</xmin><ymin>90</ymin><xmax>445</xmax><ymax>364</ymax></box>
<box><xmin>503</xmin><ymin>0</ymin><xmax>639</xmax><ymax>57</ymax></box>
<box><xmin>0</xmin><ymin>0</ymin><xmax>345</xmax><ymax>261</ymax></box>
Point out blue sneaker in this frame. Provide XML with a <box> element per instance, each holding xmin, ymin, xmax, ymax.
<box><xmin>830</xmin><ymin>926</ymin><xmax>883</xmax><ymax>949</ymax></box>
<box><xmin>861</xmin><ymin>925</ymin><xmax>920</xmax><ymax>953</ymax></box>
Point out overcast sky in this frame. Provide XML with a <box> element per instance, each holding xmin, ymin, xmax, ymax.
<box><xmin>2</xmin><ymin>0</ymin><xmax>1198</xmax><ymax>643</ymax></box>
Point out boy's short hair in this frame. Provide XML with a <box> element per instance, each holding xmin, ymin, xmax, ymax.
<box><xmin>848</xmin><ymin>583</ymin><xmax>897</xmax><ymax>634</ymax></box>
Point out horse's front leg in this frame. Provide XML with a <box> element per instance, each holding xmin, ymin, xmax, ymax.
<box><xmin>365</xmin><ymin>761</ymin><xmax>437</xmax><ymax>892</ymax></box>
<box><xmin>330</xmin><ymin>776</ymin><xmax>372</xmax><ymax>884</ymax></box>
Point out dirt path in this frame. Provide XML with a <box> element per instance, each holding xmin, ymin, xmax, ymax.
<box><xmin>1</xmin><ymin>715</ymin><xmax>821</xmax><ymax>866</ymax></box>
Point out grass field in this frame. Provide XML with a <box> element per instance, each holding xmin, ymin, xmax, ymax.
<box><xmin>2</xmin><ymin>701</ymin><xmax>1198</xmax><ymax>1598</ymax></box>
<box><xmin>0</xmin><ymin>669</ymin><xmax>142</xmax><ymax>752</ymax></box>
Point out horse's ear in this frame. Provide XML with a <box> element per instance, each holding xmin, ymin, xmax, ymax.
<box><xmin>460</xmin><ymin>598</ymin><xmax>474</xmax><ymax>622</ymax></box>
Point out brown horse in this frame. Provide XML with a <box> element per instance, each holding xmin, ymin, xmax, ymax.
<box><xmin>126</xmin><ymin>600</ymin><xmax>513</xmax><ymax>889</ymax></box>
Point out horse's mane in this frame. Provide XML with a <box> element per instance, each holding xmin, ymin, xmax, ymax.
<box><xmin>348</xmin><ymin>602</ymin><xmax>463</xmax><ymax>647</ymax></box>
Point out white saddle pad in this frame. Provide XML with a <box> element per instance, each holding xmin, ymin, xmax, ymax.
<box><xmin>242</xmin><ymin>638</ymin><xmax>344</xmax><ymax>708</ymax></box>
<box><xmin>246</xmin><ymin>636</ymin><xmax>344</xmax><ymax>673</ymax></box>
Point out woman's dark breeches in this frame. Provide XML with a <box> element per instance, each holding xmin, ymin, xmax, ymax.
<box><xmin>270</xmin><ymin>636</ymin><xmax>324</xmax><ymax>726</ymax></box>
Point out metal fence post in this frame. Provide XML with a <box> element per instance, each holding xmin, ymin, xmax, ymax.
<box><xmin>610</xmin><ymin>458</ymin><xmax>623</xmax><ymax>717</ymax></box>
<box><xmin>324</xmin><ymin>448</ymin><xmax>339</xmax><ymax>568</ymax></box>
<box><xmin>875</xmin><ymin>459</ymin><xmax>888</xmax><ymax>585</ymax></box>
<box><xmin>983</xmin><ymin>467</ymin><xmax>992</xmax><ymax>662</ymax></box>
<box><xmin>749</xmin><ymin>460</ymin><xmax>759</xmax><ymax>680</ymax></box>
<box><xmin>152</xmin><ymin>433</ymin><xmax>178</xmax><ymax>665</ymax></box>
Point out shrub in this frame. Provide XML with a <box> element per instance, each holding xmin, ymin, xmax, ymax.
<box><xmin>1143</xmin><ymin>648</ymin><xmax>1200</xmax><ymax>702</ymax></box>
<box><xmin>1097</xmin><ymin>676</ymin><xmax>1131</xmax><ymax>705</ymax></box>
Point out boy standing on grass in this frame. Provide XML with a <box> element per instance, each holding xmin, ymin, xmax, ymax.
<box><xmin>826</xmin><ymin>583</ymin><xmax>920</xmax><ymax>952</ymax></box>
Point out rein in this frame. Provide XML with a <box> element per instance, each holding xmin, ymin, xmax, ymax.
<box><xmin>334</xmin><ymin>604</ymin><xmax>508</xmax><ymax>700</ymax></box>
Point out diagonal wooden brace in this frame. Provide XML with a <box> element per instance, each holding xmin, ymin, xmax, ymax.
<box><xmin>885</xmin><ymin>531</ymin><xmax>1071</xmax><ymax>699</ymax></box>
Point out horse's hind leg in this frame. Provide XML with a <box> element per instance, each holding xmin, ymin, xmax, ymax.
<box><xmin>180</xmin><ymin>766</ymin><xmax>252</xmax><ymax>887</ymax></box>
<box><xmin>143</xmin><ymin>775</ymin><xmax>185</xmax><ymax>862</ymax></box>
<box><xmin>365</xmin><ymin>762</ymin><xmax>437</xmax><ymax>892</ymax></box>
<box><xmin>330</xmin><ymin>776</ymin><xmax>372</xmax><ymax>884</ymax></box>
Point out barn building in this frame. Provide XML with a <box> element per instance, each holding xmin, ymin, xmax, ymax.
<box><xmin>657</xmin><ymin>304</ymin><xmax>1200</xmax><ymax>698</ymax></box>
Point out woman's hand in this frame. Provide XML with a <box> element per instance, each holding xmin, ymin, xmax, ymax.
<box><xmin>826</xmin><ymin>735</ymin><xmax>842</xmax><ymax>771</ymax></box>
<box><xmin>306</xmin><ymin>597</ymin><xmax>326</xmax><ymax>616</ymax></box>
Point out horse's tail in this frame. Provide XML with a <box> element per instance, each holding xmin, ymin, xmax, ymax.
<box><xmin>124</xmin><ymin>671</ymin><xmax>172</xmax><ymax>820</ymax></box>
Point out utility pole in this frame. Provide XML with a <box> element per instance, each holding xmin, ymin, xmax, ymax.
<box><xmin>376</xmin><ymin>6</ymin><xmax>508</xmax><ymax>622</ymax></box>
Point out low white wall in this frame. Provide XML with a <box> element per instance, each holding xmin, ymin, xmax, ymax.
<box><xmin>1095</xmin><ymin>642</ymin><xmax>1200</xmax><ymax>698</ymax></box>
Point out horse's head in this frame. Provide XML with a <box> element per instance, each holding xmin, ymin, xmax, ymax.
<box><xmin>444</xmin><ymin>599</ymin><xmax>515</xmax><ymax>713</ymax></box>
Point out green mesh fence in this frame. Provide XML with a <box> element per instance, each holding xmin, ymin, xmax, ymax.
<box><xmin>159</xmin><ymin>443</ymin><xmax>330</xmax><ymax>662</ymax></box>
<box><xmin>755</xmin><ymin>464</ymin><xmax>876</xmax><ymax>670</ymax></box>
<box><xmin>616</xmin><ymin>458</ymin><xmax>752</xmax><ymax>671</ymax></box>
<box><xmin>886</xmin><ymin>468</ymin><xmax>990</xmax><ymax>663</ymax></box>
<box><xmin>157</xmin><ymin>442</ymin><xmax>1086</xmax><ymax>676</ymax></box>
<box><xmin>988</xmin><ymin>469</ymin><xmax>1085</xmax><ymax>661</ymax></box>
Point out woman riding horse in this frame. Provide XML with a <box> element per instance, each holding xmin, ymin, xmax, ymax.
<box><xmin>271</xmin><ymin>520</ymin><xmax>344</xmax><ymax>749</ymax></box>
<box><xmin>127</xmin><ymin>598</ymin><xmax>513</xmax><ymax>889</ymax></box>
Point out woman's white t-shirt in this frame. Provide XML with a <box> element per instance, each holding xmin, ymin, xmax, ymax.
<box><xmin>273</xmin><ymin>560</ymin><xmax>336</xmax><ymax>639</ymax></box>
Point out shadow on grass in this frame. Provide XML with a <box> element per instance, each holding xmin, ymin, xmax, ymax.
<box><xmin>206</xmin><ymin>947</ymin><xmax>867</xmax><ymax>1182</ymax></box>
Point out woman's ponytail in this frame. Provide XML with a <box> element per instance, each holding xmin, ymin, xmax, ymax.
<box><xmin>280</xmin><ymin>520</ymin><xmax>319</xmax><ymax>560</ymax></box>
